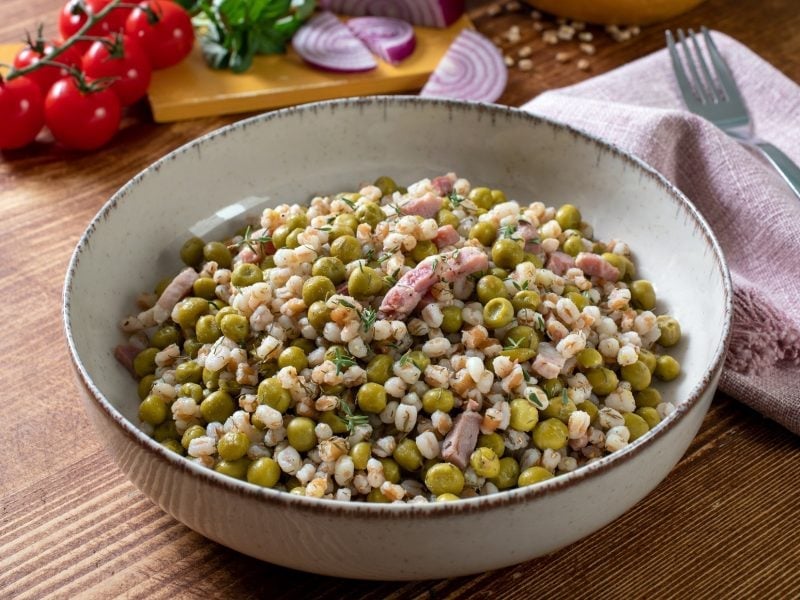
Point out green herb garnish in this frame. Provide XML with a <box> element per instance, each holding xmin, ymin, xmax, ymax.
<box><xmin>331</xmin><ymin>346</ymin><xmax>356</xmax><ymax>375</ymax></box>
<box><xmin>338</xmin><ymin>399</ymin><xmax>369</xmax><ymax>432</ymax></box>
<box><xmin>227</xmin><ymin>225</ymin><xmax>272</xmax><ymax>254</ymax></box>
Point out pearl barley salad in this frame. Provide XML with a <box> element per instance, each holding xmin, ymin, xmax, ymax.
<box><xmin>115</xmin><ymin>173</ymin><xmax>683</xmax><ymax>503</ymax></box>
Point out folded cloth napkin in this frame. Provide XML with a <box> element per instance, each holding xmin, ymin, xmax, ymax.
<box><xmin>523</xmin><ymin>31</ymin><xmax>800</xmax><ymax>435</ymax></box>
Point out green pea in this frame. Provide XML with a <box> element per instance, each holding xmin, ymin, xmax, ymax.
<box><xmin>195</xmin><ymin>315</ymin><xmax>222</xmax><ymax>344</ymax></box>
<box><xmin>260</xmin><ymin>255</ymin><xmax>275</xmax><ymax>270</ymax></box>
<box><xmin>327</xmin><ymin>225</ymin><xmax>354</xmax><ymax>243</ymax></box>
<box><xmin>562</xmin><ymin>235</ymin><xmax>583</xmax><ymax>257</ymax></box>
<box><xmin>491</xmin><ymin>189</ymin><xmax>507</xmax><ymax>205</ymax></box>
<box><xmin>422</xmin><ymin>388</ymin><xmax>454</xmax><ymax>414</ymax></box>
<box><xmin>367</xmin><ymin>488</ymin><xmax>390</xmax><ymax>503</ymax></box>
<box><xmin>277</xmin><ymin>346</ymin><xmax>308</xmax><ymax>372</ymax></box>
<box><xmin>657</xmin><ymin>315</ymin><xmax>682</xmax><ymax>347</ymax></box>
<box><xmin>185</xmin><ymin>339</ymin><xmax>203</xmax><ymax>361</ymax></box>
<box><xmin>348</xmin><ymin>266</ymin><xmax>383</xmax><ymax>299</ymax></box>
<box><xmin>405</xmin><ymin>350</ymin><xmax>430</xmax><ymax>372</ymax></box>
<box><xmin>509</xmin><ymin>398</ymin><xmax>540</xmax><ymax>432</ymax></box>
<box><xmin>160</xmin><ymin>439</ymin><xmax>183</xmax><ymax>454</ymax></box>
<box><xmin>307</xmin><ymin>300</ymin><xmax>331</xmax><ymax>332</ymax></box>
<box><xmin>532</xmin><ymin>418</ymin><xmax>569</xmax><ymax>451</ymax></box>
<box><xmin>231</xmin><ymin>263</ymin><xmax>263</xmax><ymax>287</ymax></box>
<box><xmin>542</xmin><ymin>394</ymin><xmax>576</xmax><ymax>423</ymax></box>
<box><xmin>655</xmin><ymin>355</ymin><xmax>681</xmax><ymax>381</ymax></box>
<box><xmin>203</xmin><ymin>241</ymin><xmax>232</xmax><ymax>269</ymax></box>
<box><xmin>477</xmin><ymin>432</ymin><xmax>505</xmax><ymax>458</ymax></box>
<box><xmin>436</xmin><ymin>493</ymin><xmax>460</xmax><ymax>502</ymax></box>
<box><xmin>638</xmin><ymin>348</ymin><xmax>658</xmax><ymax>373</ymax></box>
<box><xmin>179</xmin><ymin>382</ymin><xmax>203</xmax><ymax>401</ymax></box>
<box><xmin>500</xmin><ymin>347</ymin><xmax>537</xmax><ymax>361</ymax></box>
<box><xmin>468</xmin><ymin>187</ymin><xmax>493</xmax><ymax>210</ymax></box>
<box><xmin>601</xmin><ymin>252</ymin><xmax>627</xmax><ymax>279</ymax></box>
<box><xmin>133</xmin><ymin>347</ymin><xmax>159</xmax><ymax>378</ymax></box>
<box><xmin>214</xmin><ymin>306</ymin><xmax>238</xmax><ymax>326</ymax></box>
<box><xmin>139</xmin><ymin>394</ymin><xmax>167</xmax><ymax>425</ymax></box>
<box><xmin>151</xmin><ymin>325</ymin><xmax>180</xmax><ymax>350</ymax></box>
<box><xmin>566</xmin><ymin>291</ymin><xmax>588</xmax><ymax>311</ymax></box>
<box><xmin>512</xmin><ymin>290</ymin><xmax>541</xmax><ymax>313</ymax></box>
<box><xmin>181</xmin><ymin>424</ymin><xmax>206</xmax><ymax>449</ymax></box>
<box><xmin>542</xmin><ymin>378</ymin><xmax>563</xmax><ymax>398</ymax></box>
<box><xmin>215</xmin><ymin>458</ymin><xmax>251</xmax><ymax>480</ymax></box>
<box><xmin>180</xmin><ymin>237</ymin><xmax>205</xmax><ymax>267</ymax></box>
<box><xmin>630</xmin><ymin>280</ymin><xmax>656</xmax><ymax>310</ymax></box>
<box><xmin>312</xmin><ymin>257</ymin><xmax>346</xmax><ymax>285</ymax></box>
<box><xmin>201</xmin><ymin>390</ymin><xmax>235</xmax><ymax>423</ymax></box>
<box><xmin>504</xmin><ymin>325</ymin><xmax>536</xmax><ymax>349</ymax></box>
<box><xmin>366</xmin><ymin>354</ymin><xmax>393</xmax><ymax>384</ymax></box>
<box><xmin>635</xmin><ymin>406</ymin><xmax>661</xmax><ymax>429</ymax></box>
<box><xmin>379</xmin><ymin>458</ymin><xmax>401</xmax><ymax>484</ymax></box>
<box><xmin>173</xmin><ymin>297</ymin><xmax>209</xmax><ymax>329</ymax></box>
<box><xmin>393</xmin><ymin>439</ymin><xmax>423</xmax><ymax>472</ymax></box>
<box><xmin>411</xmin><ymin>240</ymin><xmax>437</xmax><ymax>263</ymax></box>
<box><xmin>470</xmin><ymin>447</ymin><xmax>501</xmax><ymax>478</ymax></box>
<box><xmin>622</xmin><ymin>412</ymin><xmax>649</xmax><ymax>441</ymax></box>
<box><xmin>271</xmin><ymin>225</ymin><xmax>291</xmax><ymax>249</ymax></box>
<box><xmin>437</xmin><ymin>209</ymin><xmax>460</xmax><ymax>228</ymax></box>
<box><xmin>586</xmin><ymin>367</ymin><xmax>619</xmax><ymax>396</ymax></box>
<box><xmin>153</xmin><ymin>419</ymin><xmax>178</xmax><ymax>444</ymax></box>
<box><xmin>425</xmin><ymin>463</ymin><xmax>465</xmax><ymax>496</ymax></box>
<box><xmin>330</xmin><ymin>235</ymin><xmax>362</xmax><ymax>264</ymax></box>
<box><xmin>220</xmin><ymin>313</ymin><xmax>249</xmax><ymax>344</ymax></box>
<box><xmin>621</xmin><ymin>256</ymin><xmax>636</xmax><ymax>281</ymax></box>
<box><xmin>518</xmin><ymin>466</ymin><xmax>554</xmax><ymax>487</ymax></box>
<box><xmin>137</xmin><ymin>374</ymin><xmax>155</xmax><ymax>400</ymax></box>
<box><xmin>355</xmin><ymin>202</ymin><xmax>384</xmax><ymax>229</ymax></box>
<box><xmin>286</xmin><ymin>417</ymin><xmax>317</xmax><ymax>452</ymax></box>
<box><xmin>477</xmin><ymin>275</ymin><xmax>509</xmax><ymax>303</ymax></box>
<box><xmin>489</xmin><ymin>457</ymin><xmax>520</xmax><ymax>490</ymax></box>
<box><xmin>318</xmin><ymin>411</ymin><xmax>349</xmax><ymax>435</ymax></box>
<box><xmin>621</xmin><ymin>360</ymin><xmax>652</xmax><ymax>391</ymax></box>
<box><xmin>175</xmin><ymin>360</ymin><xmax>202</xmax><ymax>384</ymax></box>
<box><xmin>635</xmin><ymin>387</ymin><xmax>662</xmax><ymax>408</ymax></box>
<box><xmin>555</xmin><ymin>204</ymin><xmax>582</xmax><ymax>230</ymax></box>
<box><xmin>350</xmin><ymin>441</ymin><xmax>372</xmax><ymax>470</ymax></box>
<box><xmin>492</xmin><ymin>238</ymin><xmax>524</xmax><ymax>270</ymax></box>
<box><xmin>576</xmin><ymin>348</ymin><xmax>603</xmax><ymax>370</ymax></box>
<box><xmin>247</xmin><ymin>457</ymin><xmax>280</xmax><ymax>487</ymax></box>
<box><xmin>217</xmin><ymin>431</ymin><xmax>250</xmax><ymax>461</ymax></box>
<box><xmin>483</xmin><ymin>297</ymin><xmax>514</xmax><ymax>329</ymax></box>
<box><xmin>577</xmin><ymin>400</ymin><xmax>599</xmax><ymax>424</ymax></box>
<box><xmin>373</xmin><ymin>175</ymin><xmax>398</xmax><ymax>197</ymax></box>
<box><xmin>439</xmin><ymin>306</ymin><xmax>463</xmax><ymax>334</ymax></box>
<box><xmin>301</xmin><ymin>276</ymin><xmax>335</xmax><ymax>306</ymax></box>
<box><xmin>285</xmin><ymin>213</ymin><xmax>308</xmax><ymax>232</ymax></box>
<box><xmin>357</xmin><ymin>382</ymin><xmax>387</xmax><ymax>413</ymax></box>
<box><xmin>469</xmin><ymin>221</ymin><xmax>497</xmax><ymax>246</ymax></box>
<box><xmin>257</xmin><ymin>377</ymin><xmax>291</xmax><ymax>413</ymax></box>
<box><xmin>284</xmin><ymin>228</ymin><xmax>302</xmax><ymax>249</ymax></box>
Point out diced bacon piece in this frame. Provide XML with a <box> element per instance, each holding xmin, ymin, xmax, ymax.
<box><xmin>431</xmin><ymin>173</ymin><xmax>456</xmax><ymax>196</ymax></box>
<box><xmin>518</xmin><ymin>220</ymin><xmax>542</xmax><ymax>254</ymax></box>
<box><xmin>114</xmin><ymin>344</ymin><xmax>139</xmax><ymax>376</ymax></box>
<box><xmin>378</xmin><ymin>248</ymin><xmax>488</xmax><ymax>319</ymax></box>
<box><xmin>139</xmin><ymin>267</ymin><xmax>199</xmax><ymax>327</ymax></box>
<box><xmin>546</xmin><ymin>251</ymin><xmax>575</xmax><ymax>275</ymax></box>
<box><xmin>575</xmin><ymin>252</ymin><xmax>620</xmax><ymax>282</ymax></box>
<box><xmin>236</xmin><ymin>246</ymin><xmax>260</xmax><ymax>265</ymax></box>
<box><xmin>532</xmin><ymin>342</ymin><xmax>566</xmax><ymax>379</ymax></box>
<box><xmin>441</xmin><ymin>410</ymin><xmax>482</xmax><ymax>469</ymax></box>
<box><xmin>433</xmin><ymin>225</ymin><xmax>460</xmax><ymax>248</ymax></box>
<box><xmin>401</xmin><ymin>192</ymin><xmax>443</xmax><ymax>218</ymax></box>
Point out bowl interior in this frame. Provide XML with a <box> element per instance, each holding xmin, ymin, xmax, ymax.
<box><xmin>66</xmin><ymin>97</ymin><xmax>729</xmax><ymax>447</ymax></box>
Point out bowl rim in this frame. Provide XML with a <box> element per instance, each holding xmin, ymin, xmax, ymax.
<box><xmin>63</xmin><ymin>95</ymin><xmax>733</xmax><ymax>518</ymax></box>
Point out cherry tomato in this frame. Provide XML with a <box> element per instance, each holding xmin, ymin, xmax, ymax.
<box><xmin>59</xmin><ymin>0</ymin><xmax>131</xmax><ymax>52</ymax></box>
<box><xmin>45</xmin><ymin>77</ymin><xmax>121</xmax><ymax>150</ymax></box>
<box><xmin>0</xmin><ymin>76</ymin><xmax>44</xmax><ymax>149</ymax></box>
<box><xmin>82</xmin><ymin>35</ymin><xmax>152</xmax><ymax>106</ymax></box>
<box><xmin>12</xmin><ymin>42</ymin><xmax>82</xmax><ymax>94</ymax></box>
<box><xmin>125</xmin><ymin>1</ymin><xmax>194</xmax><ymax>69</ymax></box>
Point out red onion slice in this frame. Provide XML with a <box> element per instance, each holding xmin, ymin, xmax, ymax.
<box><xmin>320</xmin><ymin>0</ymin><xmax>464</xmax><ymax>28</ymax></box>
<box><xmin>293</xmin><ymin>12</ymin><xmax>377</xmax><ymax>72</ymax></box>
<box><xmin>420</xmin><ymin>29</ymin><xmax>507</xmax><ymax>103</ymax></box>
<box><xmin>346</xmin><ymin>17</ymin><xmax>417</xmax><ymax>65</ymax></box>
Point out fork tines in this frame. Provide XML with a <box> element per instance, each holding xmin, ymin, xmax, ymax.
<box><xmin>666</xmin><ymin>27</ymin><xmax>738</xmax><ymax>106</ymax></box>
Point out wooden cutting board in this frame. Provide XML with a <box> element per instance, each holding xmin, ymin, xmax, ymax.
<box><xmin>0</xmin><ymin>16</ymin><xmax>471</xmax><ymax>123</ymax></box>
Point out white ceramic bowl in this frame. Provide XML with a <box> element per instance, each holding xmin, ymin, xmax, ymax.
<box><xmin>64</xmin><ymin>97</ymin><xmax>732</xmax><ymax>580</ymax></box>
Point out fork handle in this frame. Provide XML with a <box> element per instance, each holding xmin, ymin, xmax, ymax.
<box><xmin>753</xmin><ymin>142</ymin><xmax>800</xmax><ymax>200</ymax></box>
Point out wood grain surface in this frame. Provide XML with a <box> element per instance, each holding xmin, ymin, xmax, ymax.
<box><xmin>1</xmin><ymin>1</ymin><xmax>799</xmax><ymax>598</ymax></box>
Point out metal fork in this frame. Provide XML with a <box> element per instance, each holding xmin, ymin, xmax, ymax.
<box><xmin>666</xmin><ymin>26</ymin><xmax>800</xmax><ymax>199</ymax></box>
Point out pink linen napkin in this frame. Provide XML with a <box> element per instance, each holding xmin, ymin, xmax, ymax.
<box><xmin>523</xmin><ymin>31</ymin><xmax>800</xmax><ymax>435</ymax></box>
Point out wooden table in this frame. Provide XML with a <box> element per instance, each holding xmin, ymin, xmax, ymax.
<box><xmin>2</xmin><ymin>1</ymin><xmax>799</xmax><ymax>597</ymax></box>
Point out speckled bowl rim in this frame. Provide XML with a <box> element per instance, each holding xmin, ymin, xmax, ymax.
<box><xmin>63</xmin><ymin>95</ymin><xmax>733</xmax><ymax>519</ymax></box>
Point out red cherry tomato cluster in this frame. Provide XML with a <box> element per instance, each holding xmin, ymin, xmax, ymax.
<box><xmin>0</xmin><ymin>0</ymin><xmax>194</xmax><ymax>151</ymax></box>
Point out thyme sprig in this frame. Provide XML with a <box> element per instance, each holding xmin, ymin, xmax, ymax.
<box><xmin>330</xmin><ymin>346</ymin><xmax>357</xmax><ymax>375</ymax></box>
<box><xmin>338</xmin><ymin>399</ymin><xmax>369</xmax><ymax>432</ymax></box>
<box><xmin>227</xmin><ymin>225</ymin><xmax>272</xmax><ymax>255</ymax></box>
